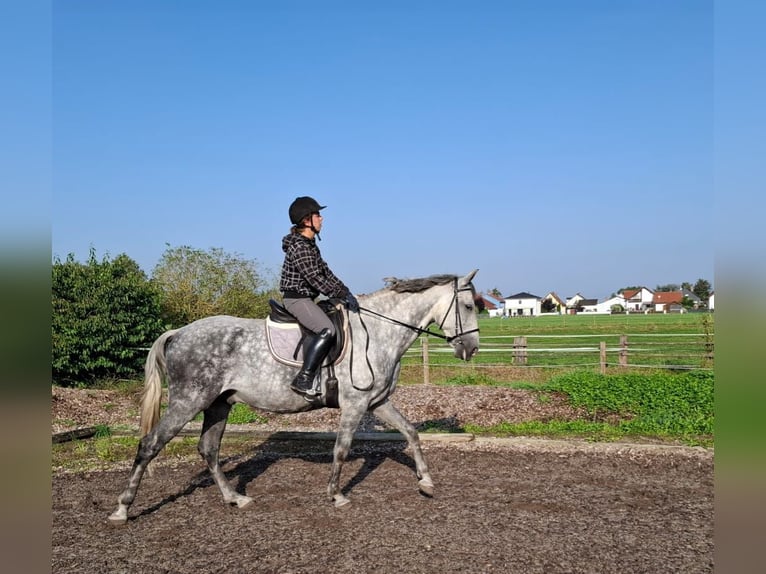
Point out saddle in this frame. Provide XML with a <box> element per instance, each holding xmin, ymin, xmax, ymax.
<box><xmin>266</xmin><ymin>298</ymin><xmax>348</xmax><ymax>368</ymax></box>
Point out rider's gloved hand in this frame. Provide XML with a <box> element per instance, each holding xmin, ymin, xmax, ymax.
<box><xmin>345</xmin><ymin>292</ymin><xmax>360</xmax><ymax>313</ymax></box>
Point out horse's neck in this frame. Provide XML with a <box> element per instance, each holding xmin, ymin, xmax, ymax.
<box><xmin>363</xmin><ymin>288</ymin><xmax>442</xmax><ymax>347</ymax></box>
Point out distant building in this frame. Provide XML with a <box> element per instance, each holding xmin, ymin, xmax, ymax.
<box><xmin>478</xmin><ymin>293</ymin><xmax>504</xmax><ymax>318</ymax></box>
<box><xmin>565</xmin><ymin>293</ymin><xmax>587</xmax><ymax>314</ymax></box>
<box><xmin>541</xmin><ymin>292</ymin><xmax>565</xmax><ymax>314</ymax></box>
<box><xmin>621</xmin><ymin>287</ymin><xmax>654</xmax><ymax>312</ymax></box>
<box><xmin>504</xmin><ymin>292</ymin><xmax>542</xmax><ymax>317</ymax></box>
<box><xmin>576</xmin><ymin>298</ymin><xmax>600</xmax><ymax>313</ymax></box>
<box><xmin>653</xmin><ymin>291</ymin><xmax>685</xmax><ymax>313</ymax></box>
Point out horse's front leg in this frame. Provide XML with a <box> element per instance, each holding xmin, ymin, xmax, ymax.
<box><xmin>371</xmin><ymin>400</ymin><xmax>434</xmax><ymax>497</ymax></box>
<box><xmin>327</xmin><ymin>407</ymin><xmax>365</xmax><ymax>508</ymax></box>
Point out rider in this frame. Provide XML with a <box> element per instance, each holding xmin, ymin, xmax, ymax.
<box><xmin>280</xmin><ymin>196</ymin><xmax>360</xmax><ymax>396</ymax></box>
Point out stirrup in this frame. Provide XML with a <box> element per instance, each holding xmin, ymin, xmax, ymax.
<box><xmin>294</xmin><ymin>385</ymin><xmax>323</xmax><ymax>404</ymax></box>
<box><xmin>290</xmin><ymin>373</ymin><xmax>322</xmax><ymax>397</ymax></box>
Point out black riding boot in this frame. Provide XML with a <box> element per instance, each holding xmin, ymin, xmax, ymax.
<box><xmin>290</xmin><ymin>328</ymin><xmax>334</xmax><ymax>396</ymax></box>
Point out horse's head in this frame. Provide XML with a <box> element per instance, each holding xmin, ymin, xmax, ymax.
<box><xmin>377</xmin><ymin>270</ymin><xmax>481</xmax><ymax>361</ymax></box>
<box><xmin>440</xmin><ymin>269</ymin><xmax>481</xmax><ymax>361</ymax></box>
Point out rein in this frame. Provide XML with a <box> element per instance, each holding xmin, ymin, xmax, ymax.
<box><xmin>357</xmin><ymin>306</ymin><xmax>452</xmax><ymax>341</ymax></box>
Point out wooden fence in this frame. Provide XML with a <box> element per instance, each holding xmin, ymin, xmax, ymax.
<box><xmin>404</xmin><ymin>332</ymin><xmax>714</xmax><ymax>383</ymax></box>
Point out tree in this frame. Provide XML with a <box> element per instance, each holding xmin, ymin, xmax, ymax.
<box><xmin>541</xmin><ymin>298</ymin><xmax>557</xmax><ymax>313</ymax></box>
<box><xmin>151</xmin><ymin>245</ymin><xmax>276</xmax><ymax>326</ymax></box>
<box><xmin>681</xmin><ymin>282</ymin><xmax>692</xmax><ymax>291</ymax></box>
<box><xmin>655</xmin><ymin>283</ymin><xmax>680</xmax><ymax>292</ymax></box>
<box><xmin>488</xmin><ymin>288</ymin><xmax>503</xmax><ymax>299</ymax></box>
<box><xmin>52</xmin><ymin>249</ymin><xmax>165</xmax><ymax>386</ymax></box>
<box><xmin>693</xmin><ymin>278</ymin><xmax>712</xmax><ymax>301</ymax></box>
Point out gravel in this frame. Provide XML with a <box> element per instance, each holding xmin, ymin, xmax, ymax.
<box><xmin>52</xmin><ymin>383</ymin><xmax>588</xmax><ymax>435</ymax></box>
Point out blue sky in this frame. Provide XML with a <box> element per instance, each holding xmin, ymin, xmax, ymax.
<box><xmin>49</xmin><ymin>0</ymin><xmax>715</xmax><ymax>300</ymax></box>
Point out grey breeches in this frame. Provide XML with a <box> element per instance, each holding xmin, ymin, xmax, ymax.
<box><xmin>282</xmin><ymin>297</ymin><xmax>335</xmax><ymax>336</ymax></box>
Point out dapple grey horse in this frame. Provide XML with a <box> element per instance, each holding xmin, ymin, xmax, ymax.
<box><xmin>109</xmin><ymin>270</ymin><xmax>480</xmax><ymax>524</ymax></box>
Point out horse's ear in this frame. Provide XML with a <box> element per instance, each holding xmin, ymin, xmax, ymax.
<box><xmin>461</xmin><ymin>269</ymin><xmax>479</xmax><ymax>285</ymax></box>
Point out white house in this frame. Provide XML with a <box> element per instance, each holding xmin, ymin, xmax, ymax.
<box><xmin>565</xmin><ymin>293</ymin><xmax>588</xmax><ymax>314</ymax></box>
<box><xmin>620</xmin><ymin>287</ymin><xmax>654</xmax><ymax>312</ymax></box>
<box><xmin>573</xmin><ymin>294</ymin><xmax>627</xmax><ymax>314</ymax></box>
<box><xmin>566</xmin><ymin>293</ymin><xmax>586</xmax><ymax>308</ymax></box>
<box><xmin>504</xmin><ymin>292</ymin><xmax>542</xmax><ymax>317</ymax></box>
<box><xmin>708</xmin><ymin>292</ymin><xmax>715</xmax><ymax>311</ymax></box>
<box><xmin>593</xmin><ymin>295</ymin><xmax>626</xmax><ymax>314</ymax></box>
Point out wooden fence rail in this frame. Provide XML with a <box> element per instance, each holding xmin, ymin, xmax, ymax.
<box><xmin>408</xmin><ymin>332</ymin><xmax>713</xmax><ymax>382</ymax></box>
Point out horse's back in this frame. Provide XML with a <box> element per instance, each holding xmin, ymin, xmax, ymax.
<box><xmin>164</xmin><ymin>315</ymin><xmax>267</xmax><ymax>377</ymax></box>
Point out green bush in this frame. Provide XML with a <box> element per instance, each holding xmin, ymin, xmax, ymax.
<box><xmin>52</xmin><ymin>250</ymin><xmax>165</xmax><ymax>387</ymax></box>
<box><xmin>547</xmin><ymin>369</ymin><xmax>714</xmax><ymax>437</ymax></box>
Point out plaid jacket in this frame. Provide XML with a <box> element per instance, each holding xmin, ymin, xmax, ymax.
<box><xmin>279</xmin><ymin>232</ymin><xmax>350</xmax><ymax>299</ymax></box>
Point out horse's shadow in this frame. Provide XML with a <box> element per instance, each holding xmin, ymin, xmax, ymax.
<box><xmin>133</xmin><ymin>419</ymin><xmax>453</xmax><ymax>520</ymax></box>
<box><xmin>229</xmin><ymin>437</ymin><xmax>416</xmax><ymax>498</ymax></box>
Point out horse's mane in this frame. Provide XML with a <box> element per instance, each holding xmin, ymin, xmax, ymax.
<box><xmin>378</xmin><ymin>274</ymin><xmax>484</xmax><ymax>311</ymax></box>
<box><xmin>382</xmin><ymin>274</ymin><xmax>460</xmax><ymax>294</ymax></box>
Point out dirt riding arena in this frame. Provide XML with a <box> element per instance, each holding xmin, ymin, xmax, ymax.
<box><xmin>52</xmin><ymin>435</ymin><xmax>713</xmax><ymax>573</ymax></box>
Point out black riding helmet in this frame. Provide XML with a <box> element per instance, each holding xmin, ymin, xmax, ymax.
<box><xmin>289</xmin><ymin>196</ymin><xmax>326</xmax><ymax>225</ymax></box>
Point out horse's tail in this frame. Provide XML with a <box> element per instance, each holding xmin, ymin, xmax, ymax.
<box><xmin>139</xmin><ymin>329</ymin><xmax>178</xmax><ymax>437</ymax></box>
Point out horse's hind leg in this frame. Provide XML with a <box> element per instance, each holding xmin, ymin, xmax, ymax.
<box><xmin>371</xmin><ymin>400</ymin><xmax>434</xmax><ymax>497</ymax></box>
<box><xmin>198</xmin><ymin>396</ymin><xmax>253</xmax><ymax>509</ymax></box>
<box><xmin>108</xmin><ymin>403</ymin><xmax>200</xmax><ymax>524</ymax></box>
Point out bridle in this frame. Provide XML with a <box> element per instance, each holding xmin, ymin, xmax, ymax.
<box><xmin>358</xmin><ymin>277</ymin><xmax>480</xmax><ymax>345</ymax></box>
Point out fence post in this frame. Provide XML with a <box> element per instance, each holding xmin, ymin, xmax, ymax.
<box><xmin>513</xmin><ymin>336</ymin><xmax>527</xmax><ymax>365</ymax></box>
<box><xmin>600</xmin><ymin>341</ymin><xmax>607</xmax><ymax>374</ymax></box>
<box><xmin>619</xmin><ymin>335</ymin><xmax>628</xmax><ymax>367</ymax></box>
<box><xmin>421</xmin><ymin>336</ymin><xmax>430</xmax><ymax>385</ymax></box>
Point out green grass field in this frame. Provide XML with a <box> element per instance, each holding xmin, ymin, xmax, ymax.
<box><xmin>397</xmin><ymin>312</ymin><xmax>714</xmax><ymax>446</ymax></box>
<box><xmin>478</xmin><ymin>311</ymin><xmax>712</xmax><ymax>335</ymax></box>
<box><xmin>402</xmin><ymin>311</ymin><xmax>714</xmax><ymax>372</ymax></box>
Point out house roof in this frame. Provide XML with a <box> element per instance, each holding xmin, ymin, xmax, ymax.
<box><xmin>622</xmin><ymin>287</ymin><xmax>653</xmax><ymax>299</ymax></box>
<box><xmin>481</xmin><ymin>293</ymin><xmax>503</xmax><ymax>306</ymax></box>
<box><xmin>543</xmin><ymin>291</ymin><xmax>565</xmax><ymax>305</ymax></box>
<box><xmin>566</xmin><ymin>293</ymin><xmax>586</xmax><ymax>306</ymax></box>
<box><xmin>506</xmin><ymin>292</ymin><xmax>541</xmax><ymax>300</ymax></box>
<box><xmin>478</xmin><ymin>295</ymin><xmax>498</xmax><ymax>310</ymax></box>
<box><xmin>653</xmin><ymin>291</ymin><xmax>684</xmax><ymax>304</ymax></box>
<box><xmin>579</xmin><ymin>298</ymin><xmax>598</xmax><ymax>306</ymax></box>
<box><xmin>681</xmin><ymin>289</ymin><xmax>701</xmax><ymax>302</ymax></box>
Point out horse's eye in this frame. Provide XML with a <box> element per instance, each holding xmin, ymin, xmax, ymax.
<box><xmin>466</xmin><ymin>304</ymin><xmax>474</xmax><ymax>311</ymax></box>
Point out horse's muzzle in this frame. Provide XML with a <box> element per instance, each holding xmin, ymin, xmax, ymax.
<box><xmin>453</xmin><ymin>343</ymin><xmax>479</xmax><ymax>361</ymax></box>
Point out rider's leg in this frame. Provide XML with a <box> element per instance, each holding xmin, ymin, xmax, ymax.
<box><xmin>290</xmin><ymin>327</ymin><xmax>334</xmax><ymax>394</ymax></box>
<box><xmin>282</xmin><ymin>298</ymin><xmax>336</xmax><ymax>396</ymax></box>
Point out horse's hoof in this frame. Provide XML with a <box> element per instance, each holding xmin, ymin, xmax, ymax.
<box><xmin>333</xmin><ymin>495</ymin><xmax>351</xmax><ymax>508</ymax></box>
<box><xmin>228</xmin><ymin>495</ymin><xmax>254</xmax><ymax>509</ymax></box>
<box><xmin>418</xmin><ymin>478</ymin><xmax>434</xmax><ymax>497</ymax></box>
<box><xmin>107</xmin><ymin>511</ymin><xmax>128</xmax><ymax>526</ymax></box>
